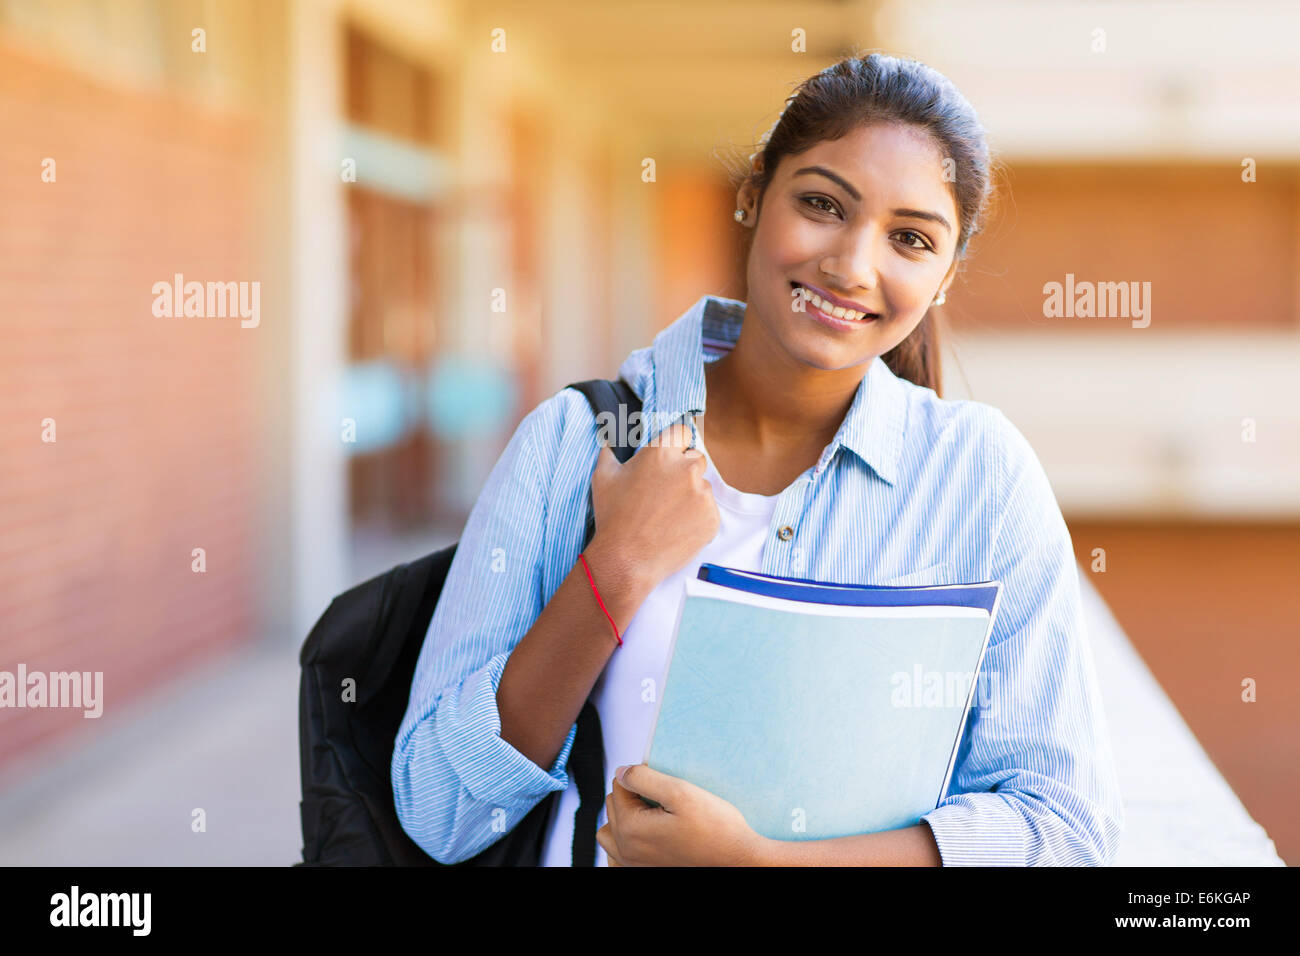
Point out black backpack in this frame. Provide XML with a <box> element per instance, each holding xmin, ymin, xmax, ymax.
<box><xmin>297</xmin><ymin>378</ymin><xmax>642</xmax><ymax>866</ymax></box>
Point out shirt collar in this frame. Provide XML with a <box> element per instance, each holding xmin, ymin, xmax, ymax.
<box><xmin>645</xmin><ymin>294</ymin><xmax>907</xmax><ymax>487</ymax></box>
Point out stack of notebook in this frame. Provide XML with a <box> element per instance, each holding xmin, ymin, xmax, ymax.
<box><xmin>642</xmin><ymin>563</ymin><xmax>1003</xmax><ymax>841</ymax></box>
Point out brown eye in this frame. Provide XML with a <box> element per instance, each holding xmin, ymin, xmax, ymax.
<box><xmin>895</xmin><ymin>229</ymin><xmax>933</xmax><ymax>252</ymax></box>
<box><xmin>802</xmin><ymin>196</ymin><xmax>839</xmax><ymax>216</ymax></box>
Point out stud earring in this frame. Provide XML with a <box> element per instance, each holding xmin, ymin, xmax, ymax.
<box><xmin>734</xmin><ymin>208</ymin><xmax>745</xmax><ymax>223</ymax></box>
<box><xmin>934</xmin><ymin>290</ymin><xmax>947</xmax><ymax>306</ymax></box>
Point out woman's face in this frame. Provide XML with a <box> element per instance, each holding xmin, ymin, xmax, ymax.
<box><xmin>738</xmin><ymin>122</ymin><xmax>961</xmax><ymax>372</ymax></box>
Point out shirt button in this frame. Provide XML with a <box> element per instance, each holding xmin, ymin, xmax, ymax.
<box><xmin>777</xmin><ymin>525</ymin><xmax>794</xmax><ymax>541</ymax></box>
<box><xmin>791</xmin><ymin>546</ymin><xmax>805</xmax><ymax>571</ymax></box>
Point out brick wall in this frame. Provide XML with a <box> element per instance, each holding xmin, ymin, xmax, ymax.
<box><xmin>1068</xmin><ymin>518</ymin><xmax>1300</xmax><ymax>865</ymax></box>
<box><xmin>0</xmin><ymin>40</ymin><xmax>261</xmax><ymax>769</ymax></box>
<box><xmin>950</xmin><ymin>163</ymin><xmax>1300</xmax><ymax>333</ymax></box>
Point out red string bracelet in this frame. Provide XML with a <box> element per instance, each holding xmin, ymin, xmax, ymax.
<box><xmin>578</xmin><ymin>553</ymin><xmax>622</xmax><ymax>647</ymax></box>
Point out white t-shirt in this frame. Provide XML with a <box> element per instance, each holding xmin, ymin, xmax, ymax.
<box><xmin>539</xmin><ymin>443</ymin><xmax>782</xmax><ymax>866</ymax></box>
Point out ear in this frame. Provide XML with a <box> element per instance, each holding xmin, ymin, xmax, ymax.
<box><xmin>734</xmin><ymin>182</ymin><xmax>755</xmax><ymax>221</ymax></box>
<box><xmin>938</xmin><ymin>256</ymin><xmax>960</xmax><ymax>299</ymax></box>
<box><xmin>735</xmin><ymin>159</ymin><xmax>764</xmax><ymax>219</ymax></box>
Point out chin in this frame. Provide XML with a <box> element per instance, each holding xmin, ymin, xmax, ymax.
<box><xmin>784</xmin><ymin>332</ymin><xmax>877</xmax><ymax>372</ymax></box>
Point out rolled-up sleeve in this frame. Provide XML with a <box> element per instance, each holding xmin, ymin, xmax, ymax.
<box><xmin>921</xmin><ymin>409</ymin><xmax>1125</xmax><ymax>866</ymax></box>
<box><xmin>391</xmin><ymin>397</ymin><xmax>579</xmax><ymax>865</ymax></box>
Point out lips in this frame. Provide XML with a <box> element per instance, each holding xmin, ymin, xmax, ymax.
<box><xmin>790</xmin><ymin>281</ymin><xmax>880</xmax><ymax>321</ymax></box>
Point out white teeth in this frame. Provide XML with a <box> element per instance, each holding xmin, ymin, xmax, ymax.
<box><xmin>798</xmin><ymin>284</ymin><xmax>871</xmax><ymax>321</ymax></box>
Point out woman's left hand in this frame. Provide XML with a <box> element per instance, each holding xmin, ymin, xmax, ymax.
<box><xmin>596</xmin><ymin>764</ymin><xmax>769</xmax><ymax>866</ymax></box>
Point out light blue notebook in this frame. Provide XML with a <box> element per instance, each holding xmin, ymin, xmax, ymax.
<box><xmin>642</xmin><ymin>563</ymin><xmax>1003</xmax><ymax>842</ymax></box>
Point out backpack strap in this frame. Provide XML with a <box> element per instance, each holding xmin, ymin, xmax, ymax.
<box><xmin>570</xmin><ymin>377</ymin><xmax>641</xmax><ymax>547</ymax></box>
<box><xmin>563</xmin><ymin>377</ymin><xmax>642</xmax><ymax>866</ymax></box>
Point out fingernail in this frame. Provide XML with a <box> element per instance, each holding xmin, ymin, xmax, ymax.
<box><xmin>614</xmin><ymin>765</ymin><xmax>628</xmax><ymax>781</ymax></box>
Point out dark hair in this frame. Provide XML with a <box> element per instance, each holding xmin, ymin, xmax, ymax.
<box><xmin>728</xmin><ymin>50</ymin><xmax>999</xmax><ymax>396</ymax></box>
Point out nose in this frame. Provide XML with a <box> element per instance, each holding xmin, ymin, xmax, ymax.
<box><xmin>821</xmin><ymin>227</ymin><xmax>881</xmax><ymax>294</ymax></box>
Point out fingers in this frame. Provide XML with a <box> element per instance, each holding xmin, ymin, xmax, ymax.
<box><xmin>596</xmin><ymin>823</ymin><xmax>617</xmax><ymax>863</ymax></box>
<box><xmin>653</xmin><ymin>421</ymin><xmax>708</xmax><ymax>470</ymax></box>
<box><xmin>594</xmin><ymin>419</ymin><xmax>707</xmax><ymax>482</ymax></box>
<box><xmin>593</xmin><ymin>442</ymin><xmax>630</xmax><ymax>481</ymax></box>
<box><xmin>613</xmin><ymin>764</ymin><xmax>673</xmax><ymax>809</ymax></box>
<box><xmin>655</xmin><ymin>421</ymin><xmax>695</xmax><ymax>450</ymax></box>
<box><xmin>605</xmin><ymin>789</ymin><xmax>618</xmax><ymax>832</ymax></box>
<box><xmin>596</xmin><ymin>418</ymin><xmax>703</xmax><ymax>454</ymax></box>
<box><xmin>610</xmin><ymin>778</ymin><xmax>641</xmax><ymax>812</ymax></box>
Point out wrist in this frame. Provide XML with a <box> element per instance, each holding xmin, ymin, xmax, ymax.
<box><xmin>582</xmin><ymin>535</ymin><xmax>654</xmax><ymax>598</ymax></box>
<box><xmin>744</xmin><ymin>834</ymin><xmax>786</xmax><ymax>866</ymax></box>
<box><xmin>579</xmin><ymin>536</ymin><xmax>653</xmax><ymax>635</ymax></box>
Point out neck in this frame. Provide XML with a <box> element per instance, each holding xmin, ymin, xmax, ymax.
<box><xmin>703</xmin><ymin>318</ymin><xmax>869</xmax><ymax>454</ymax></box>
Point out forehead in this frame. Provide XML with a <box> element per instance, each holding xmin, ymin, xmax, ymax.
<box><xmin>776</xmin><ymin>122</ymin><xmax>955</xmax><ymax>216</ymax></box>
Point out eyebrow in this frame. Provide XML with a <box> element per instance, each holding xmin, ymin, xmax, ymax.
<box><xmin>792</xmin><ymin>165</ymin><xmax>952</xmax><ymax>234</ymax></box>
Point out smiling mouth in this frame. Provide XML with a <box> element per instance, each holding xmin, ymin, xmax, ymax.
<box><xmin>790</xmin><ymin>282</ymin><xmax>879</xmax><ymax>322</ymax></box>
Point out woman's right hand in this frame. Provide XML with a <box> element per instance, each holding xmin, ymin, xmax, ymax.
<box><xmin>587</xmin><ymin>420</ymin><xmax>721</xmax><ymax>592</ymax></box>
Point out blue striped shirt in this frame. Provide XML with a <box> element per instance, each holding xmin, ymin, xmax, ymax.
<box><xmin>392</xmin><ymin>293</ymin><xmax>1125</xmax><ymax>866</ymax></box>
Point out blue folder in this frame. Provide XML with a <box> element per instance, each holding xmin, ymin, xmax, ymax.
<box><xmin>641</xmin><ymin>563</ymin><xmax>1003</xmax><ymax>842</ymax></box>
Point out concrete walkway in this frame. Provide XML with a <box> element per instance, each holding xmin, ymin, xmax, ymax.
<box><xmin>0</xmin><ymin>640</ymin><xmax>302</xmax><ymax>866</ymax></box>
<box><xmin>0</xmin><ymin>527</ymin><xmax>455</xmax><ymax>867</ymax></box>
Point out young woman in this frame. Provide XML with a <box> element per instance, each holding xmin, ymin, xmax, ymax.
<box><xmin>392</xmin><ymin>52</ymin><xmax>1124</xmax><ymax>866</ymax></box>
